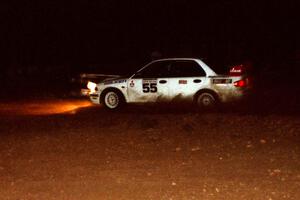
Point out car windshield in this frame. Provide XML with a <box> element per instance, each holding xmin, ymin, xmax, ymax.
<box><xmin>198</xmin><ymin>58</ymin><xmax>225</xmax><ymax>75</ymax></box>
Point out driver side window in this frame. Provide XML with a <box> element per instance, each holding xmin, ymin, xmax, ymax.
<box><xmin>134</xmin><ymin>61</ymin><xmax>171</xmax><ymax>78</ymax></box>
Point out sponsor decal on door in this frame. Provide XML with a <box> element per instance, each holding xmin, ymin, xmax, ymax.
<box><xmin>142</xmin><ymin>79</ymin><xmax>157</xmax><ymax>93</ymax></box>
<box><xmin>179</xmin><ymin>80</ymin><xmax>187</xmax><ymax>84</ymax></box>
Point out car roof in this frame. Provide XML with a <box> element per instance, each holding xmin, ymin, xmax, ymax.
<box><xmin>144</xmin><ymin>58</ymin><xmax>217</xmax><ymax>76</ymax></box>
<box><xmin>153</xmin><ymin>58</ymin><xmax>202</xmax><ymax>62</ymax></box>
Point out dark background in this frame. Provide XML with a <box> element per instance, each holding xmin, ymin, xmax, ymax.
<box><xmin>0</xmin><ymin>1</ymin><xmax>299</xmax><ymax>98</ymax></box>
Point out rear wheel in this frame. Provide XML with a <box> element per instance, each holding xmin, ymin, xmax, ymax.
<box><xmin>101</xmin><ymin>90</ymin><xmax>124</xmax><ymax>109</ymax></box>
<box><xmin>195</xmin><ymin>92</ymin><xmax>217</xmax><ymax>109</ymax></box>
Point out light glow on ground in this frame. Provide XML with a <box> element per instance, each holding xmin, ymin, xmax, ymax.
<box><xmin>0</xmin><ymin>99</ymin><xmax>95</xmax><ymax>116</ymax></box>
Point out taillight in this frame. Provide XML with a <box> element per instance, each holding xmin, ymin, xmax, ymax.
<box><xmin>234</xmin><ymin>79</ymin><xmax>246</xmax><ymax>87</ymax></box>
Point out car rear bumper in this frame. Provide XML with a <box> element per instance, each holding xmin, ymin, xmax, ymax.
<box><xmin>219</xmin><ymin>88</ymin><xmax>251</xmax><ymax>103</ymax></box>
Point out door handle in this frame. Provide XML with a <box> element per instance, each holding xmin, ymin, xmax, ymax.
<box><xmin>159</xmin><ymin>80</ymin><xmax>167</xmax><ymax>84</ymax></box>
<box><xmin>193</xmin><ymin>79</ymin><xmax>202</xmax><ymax>83</ymax></box>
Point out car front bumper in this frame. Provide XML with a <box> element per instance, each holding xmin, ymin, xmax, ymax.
<box><xmin>89</xmin><ymin>93</ymin><xmax>100</xmax><ymax>104</ymax></box>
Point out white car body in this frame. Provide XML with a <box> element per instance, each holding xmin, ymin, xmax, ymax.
<box><xmin>88</xmin><ymin>58</ymin><xmax>251</xmax><ymax>108</ymax></box>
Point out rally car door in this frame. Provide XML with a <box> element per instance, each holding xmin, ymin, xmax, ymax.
<box><xmin>167</xmin><ymin>60</ymin><xmax>207</xmax><ymax>101</ymax></box>
<box><xmin>127</xmin><ymin>60</ymin><xmax>171</xmax><ymax>103</ymax></box>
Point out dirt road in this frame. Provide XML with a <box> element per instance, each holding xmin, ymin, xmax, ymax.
<box><xmin>0</xmin><ymin>99</ymin><xmax>299</xmax><ymax>199</ymax></box>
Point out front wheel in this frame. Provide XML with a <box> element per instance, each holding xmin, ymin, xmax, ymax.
<box><xmin>195</xmin><ymin>92</ymin><xmax>217</xmax><ymax>109</ymax></box>
<box><xmin>102</xmin><ymin>90</ymin><xmax>124</xmax><ymax>109</ymax></box>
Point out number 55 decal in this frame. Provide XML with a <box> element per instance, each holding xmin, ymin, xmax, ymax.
<box><xmin>143</xmin><ymin>83</ymin><xmax>157</xmax><ymax>93</ymax></box>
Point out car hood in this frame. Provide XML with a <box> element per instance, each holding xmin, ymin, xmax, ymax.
<box><xmin>102</xmin><ymin>76</ymin><xmax>129</xmax><ymax>85</ymax></box>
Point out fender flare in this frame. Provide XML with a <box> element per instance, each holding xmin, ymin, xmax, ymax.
<box><xmin>193</xmin><ymin>89</ymin><xmax>220</xmax><ymax>103</ymax></box>
<box><xmin>100</xmin><ymin>87</ymin><xmax>126</xmax><ymax>104</ymax></box>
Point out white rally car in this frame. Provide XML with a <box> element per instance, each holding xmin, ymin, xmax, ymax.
<box><xmin>87</xmin><ymin>58</ymin><xmax>251</xmax><ymax>109</ymax></box>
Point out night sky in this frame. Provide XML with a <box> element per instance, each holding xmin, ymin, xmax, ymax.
<box><xmin>1</xmin><ymin>1</ymin><xmax>299</xmax><ymax>72</ymax></box>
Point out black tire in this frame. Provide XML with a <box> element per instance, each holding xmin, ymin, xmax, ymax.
<box><xmin>101</xmin><ymin>89</ymin><xmax>124</xmax><ymax>110</ymax></box>
<box><xmin>195</xmin><ymin>92</ymin><xmax>217</xmax><ymax>109</ymax></box>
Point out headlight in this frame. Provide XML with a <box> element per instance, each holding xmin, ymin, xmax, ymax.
<box><xmin>87</xmin><ymin>81</ymin><xmax>97</xmax><ymax>93</ymax></box>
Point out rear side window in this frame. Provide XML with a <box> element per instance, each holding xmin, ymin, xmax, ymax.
<box><xmin>169</xmin><ymin>61</ymin><xmax>206</xmax><ymax>77</ymax></box>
